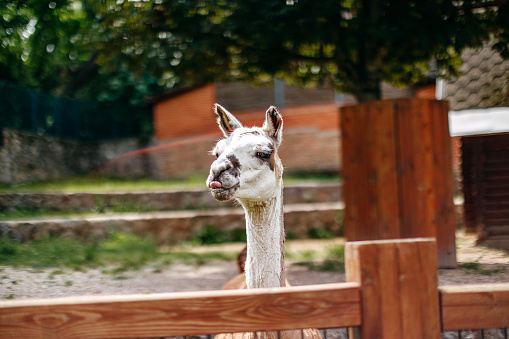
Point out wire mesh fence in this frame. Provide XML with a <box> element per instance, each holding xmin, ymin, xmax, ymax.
<box><xmin>142</xmin><ymin>328</ymin><xmax>509</xmax><ymax>339</ymax></box>
<box><xmin>442</xmin><ymin>329</ymin><xmax>509</xmax><ymax>339</ymax></box>
<box><xmin>125</xmin><ymin>328</ymin><xmax>354</xmax><ymax>339</ymax></box>
<box><xmin>0</xmin><ymin>82</ymin><xmax>152</xmax><ymax>140</ymax></box>
<box><xmin>111</xmin><ymin>328</ymin><xmax>509</xmax><ymax>339</ymax></box>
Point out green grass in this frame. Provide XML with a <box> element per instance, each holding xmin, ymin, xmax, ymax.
<box><xmin>0</xmin><ymin>232</ymin><xmax>237</xmax><ymax>272</ymax></box>
<box><xmin>0</xmin><ymin>173</ymin><xmax>341</xmax><ymax>220</ymax></box>
<box><xmin>0</xmin><ymin>175</ymin><xmax>207</xmax><ymax>193</ymax></box>
<box><xmin>0</xmin><ymin>173</ymin><xmax>340</xmax><ymax>194</ymax></box>
<box><xmin>459</xmin><ymin>262</ymin><xmax>506</xmax><ymax>276</ymax></box>
<box><xmin>291</xmin><ymin>244</ymin><xmax>345</xmax><ymax>273</ymax></box>
<box><xmin>284</xmin><ymin>172</ymin><xmax>341</xmax><ymax>185</ymax></box>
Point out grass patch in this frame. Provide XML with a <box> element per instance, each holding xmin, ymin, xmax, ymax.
<box><xmin>0</xmin><ymin>173</ymin><xmax>340</xmax><ymax>194</ymax></box>
<box><xmin>192</xmin><ymin>226</ymin><xmax>247</xmax><ymax>245</ymax></box>
<box><xmin>0</xmin><ymin>175</ymin><xmax>207</xmax><ymax>193</ymax></box>
<box><xmin>292</xmin><ymin>244</ymin><xmax>345</xmax><ymax>273</ymax></box>
<box><xmin>284</xmin><ymin>171</ymin><xmax>341</xmax><ymax>185</ymax></box>
<box><xmin>459</xmin><ymin>262</ymin><xmax>506</xmax><ymax>276</ymax></box>
<box><xmin>307</xmin><ymin>227</ymin><xmax>336</xmax><ymax>240</ymax></box>
<box><xmin>0</xmin><ymin>208</ymin><xmax>95</xmax><ymax>221</ymax></box>
<box><xmin>0</xmin><ymin>232</ymin><xmax>237</xmax><ymax>272</ymax></box>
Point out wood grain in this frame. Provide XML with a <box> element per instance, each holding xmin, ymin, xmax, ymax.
<box><xmin>440</xmin><ymin>284</ymin><xmax>509</xmax><ymax>331</ymax></box>
<box><xmin>346</xmin><ymin>238</ymin><xmax>441</xmax><ymax>339</ymax></box>
<box><xmin>340</xmin><ymin>98</ymin><xmax>457</xmax><ymax>267</ymax></box>
<box><xmin>0</xmin><ymin>283</ymin><xmax>361</xmax><ymax>339</ymax></box>
<box><xmin>370</xmin><ymin>100</ymin><xmax>400</xmax><ymax>239</ymax></box>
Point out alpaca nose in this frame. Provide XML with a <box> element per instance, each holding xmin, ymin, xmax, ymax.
<box><xmin>211</xmin><ymin>157</ymin><xmax>233</xmax><ymax>180</ymax></box>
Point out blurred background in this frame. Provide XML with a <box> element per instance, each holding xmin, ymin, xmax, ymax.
<box><xmin>1</xmin><ymin>0</ymin><xmax>508</xmax><ymax>185</ymax></box>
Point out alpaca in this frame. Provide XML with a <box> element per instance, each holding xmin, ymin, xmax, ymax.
<box><xmin>206</xmin><ymin>104</ymin><xmax>322</xmax><ymax>339</ymax></box>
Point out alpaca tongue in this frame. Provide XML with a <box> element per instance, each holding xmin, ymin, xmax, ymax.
<box><xmin>210</xmin><ymin>181</ymin><xmax>223</xmax><ymax>189</ymax></box>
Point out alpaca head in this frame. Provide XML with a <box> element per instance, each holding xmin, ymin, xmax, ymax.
<box><xmin>206</xmin><ymin>104</ymin><xmax>283</xmax><ymax>202</ymax></box>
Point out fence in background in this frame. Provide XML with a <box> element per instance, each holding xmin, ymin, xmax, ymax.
<box><xmin>0</xmin><ymin>82</ymin><xmax>152</xmax><ymax>140</ymax></box>
<box><xmin>1</xmin><ymin>238</ymin><xmax>508</xmax><ymax>339</ymax></box>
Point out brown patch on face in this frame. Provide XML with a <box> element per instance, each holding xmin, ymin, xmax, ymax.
<box><xmin>269</xmin><ymin>151</ymin><xmax>276</xmax><ymax>171</ymax></box>
<box><xmin>272</xmin><ymin>151</ymin><xmax>283</xmax><ymax>182</ymax></box>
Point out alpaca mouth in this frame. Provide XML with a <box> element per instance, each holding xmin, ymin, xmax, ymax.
<box><xmin>209</xmin><ymin>181</ymin><xmax>239</xmax><ymax>201</ymax></box>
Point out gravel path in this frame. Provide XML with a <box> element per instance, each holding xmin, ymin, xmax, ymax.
<box><xmin>1</xmin><ymin>232</ymin><xmax>508</xmax><ymax>300</ymax></box>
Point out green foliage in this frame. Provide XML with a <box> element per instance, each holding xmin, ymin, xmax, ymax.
<box><xmin>224</xmin><ymin>0</ymin><xmax>509</xmax><ymax>101</ymax></box>
<box><xmin>2</xmin><ymin>1</ymin><xmax>507</xmax><ymax>104</ymax></box>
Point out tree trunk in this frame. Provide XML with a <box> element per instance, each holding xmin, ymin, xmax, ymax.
<box><xmin>354</xmin><ymin>87</ymin><xmax>382</xmax><ymax>103</ymax></box>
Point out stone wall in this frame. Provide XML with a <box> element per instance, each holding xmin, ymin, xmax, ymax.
<box><xmin>0</xmin><ymin>129</ymin><xmax>151</xmax><ymax>185</ymax></box>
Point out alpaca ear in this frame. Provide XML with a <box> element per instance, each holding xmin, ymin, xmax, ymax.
<box><xmin>263</xmin><ymin>106</ymin><xmax>283</xmax><ymax>147</ymax></box>
<box><xmin>214</xmin><ymin>103</ymin><xmax>243</xmax><ymax>137</ymax></box>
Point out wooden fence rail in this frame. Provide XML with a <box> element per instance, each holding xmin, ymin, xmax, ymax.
<box><xmin>440</xmin><ymin>284</ymin><xmax>509</xmax><ymax>331</ymax></box>
<box><xmin>1</xmin><ymin>238</ymin><xmax>508</xmax><ymax>339</ymax></box>
<box><xmin>0</xmin><ymin>283</ymin><xmax>361</xmax><ymax>339</ymax></box>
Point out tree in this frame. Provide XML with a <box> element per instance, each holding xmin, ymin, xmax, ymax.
<box><xmin>2</xmin><ymin>1</ymin><xmax>508</xmax><ymax>104</ymax></box>
<box><xmin>77</xmin><ymin>0</ymin><xmax>509</xmax><ymax>103</ymax></box>
<box><xmin>80</xmin><ymin>0</ymin><xmax>233</xmax><ymax>91</ymax></box>
<box><xmin>0</xmin><ymin>1</ymin><xmax>165</xmax><ymax>103</ymax></box>
<box><xmin>222</xmin><ymin>0</ymin><xmax>509</xmax><ymax>102</ymax></box>
<box><xmin>0</xmin><ymin>1</ymin><xmax>91</xmax><ymax>94</ymax></box>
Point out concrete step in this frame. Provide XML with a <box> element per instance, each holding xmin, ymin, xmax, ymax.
<box><xmin>0</xmin><ymin>183</ymin><xmax>342</xmax><ymax>213</ymax></box>
<box><xmin>0</xmin><ymin>202</ymin><xmax>345</xmax><ymax>245</ymax></box>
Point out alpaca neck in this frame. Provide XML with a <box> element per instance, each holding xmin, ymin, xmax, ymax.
<box><xmin>239</xmin><ymin>186</ymin><xmax>285</xmax><ymax>289</ymax></box>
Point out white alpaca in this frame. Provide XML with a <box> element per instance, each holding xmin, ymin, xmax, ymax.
<box><xmin>206</xmin><ymin>104</ymin><xmax>321</xmax><ymax>339</ymax></box>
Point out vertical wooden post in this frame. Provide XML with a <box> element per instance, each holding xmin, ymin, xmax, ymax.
<box><xmin>341</xmin><ymin>98</ymin><xmax>457</xmax><ymax>268</ymax></box>
<box><xmin>346</xmin><ymin>238</ymin><xmax>441</xmax><ymax>339</ymax></box>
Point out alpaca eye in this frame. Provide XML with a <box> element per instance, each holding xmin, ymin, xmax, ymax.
<box><xmin>256</xmin><ymin>151</ymin><xmax>271</xmax><ymax>159</ymax></box>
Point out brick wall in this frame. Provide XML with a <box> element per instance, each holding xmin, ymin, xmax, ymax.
<box><xmin>153</xmin><ymin>84</ymin><xmax>216</xmax><ymax>140</ymax></box>
<box><xmin>138</xmin><ymin>83</ymin><xmax>343</xmax><ymax>180</ymax></box>
<box><xmin>95</xmin><ymin>127</ymin><xmax>340</xmax><ymax>180</ymax></box>
<box><xmin>153</xmin><ymin>84</ymin><xmax>341</xmax><ymax>141</ymax></box>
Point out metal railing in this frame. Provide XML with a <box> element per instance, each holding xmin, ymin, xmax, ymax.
<box><xmin>0</xmin><ymin>82</ymin><xmax>151</xmax><ymax>140</ymax></box>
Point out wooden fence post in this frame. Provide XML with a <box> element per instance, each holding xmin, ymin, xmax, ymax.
<box><xmin>346</xmin><ymin>238</ymin><xmax>441</xmax><ymax>339</ymax></box>
<box><xmin>341</xmin><ymin>98</ymin><xmax>457</xmax><ymax>268</ymax></box>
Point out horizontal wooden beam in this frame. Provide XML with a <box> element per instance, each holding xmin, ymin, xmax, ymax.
<box><xmin>440</xmin><ymin>283</ymin><xmax>509</xmax><ymax>331</ymax></box>
<box><xmin>0</xmin><ymin>282</ymin><xmax>361</xmax><ymax>339</ymax></box>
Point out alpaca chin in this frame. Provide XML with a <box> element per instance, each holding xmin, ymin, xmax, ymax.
<box><xmin>210</xmin><ymin>186</ymin><xmax>239</xmax><ymax>201</ymax></box>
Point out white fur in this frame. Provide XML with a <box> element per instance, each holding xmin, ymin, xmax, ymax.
<box><xmin>207</xmin><ymin>105</ymin><xmax>285</xmax><ymax>289</ymax></box>
<box><xmin>240</xmin><ymin>186</ymin><xmax>284</xmax><ymax>289</ymax></box>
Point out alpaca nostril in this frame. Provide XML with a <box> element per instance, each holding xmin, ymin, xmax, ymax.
<box><xmin>212</xmin><ymin>159</ymin><xmax>232</xmax><ymax>177</ymax></box>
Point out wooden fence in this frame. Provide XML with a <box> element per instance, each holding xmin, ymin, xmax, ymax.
<box><xmin>1</xmin><ymin>238</ymin><xmax>508</xmax><ymax>339</ymax></box>
<box><xmin>340</xmin><ymin>99</ymin><xmax>457</xmax><ymax>268</ymax></box>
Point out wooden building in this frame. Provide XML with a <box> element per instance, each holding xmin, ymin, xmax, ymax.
<box><xmin>443</xmin><ymin>40</ymin><xmax>509</xmax><ymax>250</ymax></box>
<box><xmin>450</xmin><ymin>108</ymin><xmax>509</xmax><ymax>250</ymax></box>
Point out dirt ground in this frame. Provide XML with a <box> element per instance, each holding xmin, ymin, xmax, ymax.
<box><xmin>1</xmin><ymin>231</ymin><xmax>508</xmax><ymax>300</ymax></box>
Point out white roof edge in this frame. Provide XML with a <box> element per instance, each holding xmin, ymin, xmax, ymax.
<box><xmin>448</xmin><ymin>107</ymin><xmax>509</xmax><ymax>137</ymax></box>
